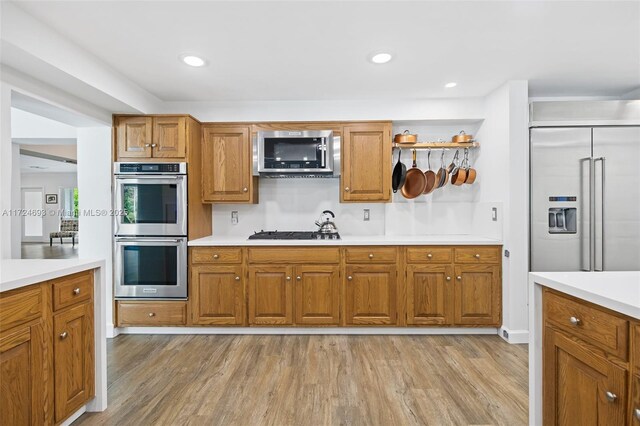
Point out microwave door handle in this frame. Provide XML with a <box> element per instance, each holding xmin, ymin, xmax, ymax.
<box><xmin>321</xmin><ymin>139</ymin><xmax>326</xmax><ymax>168</ymax></box>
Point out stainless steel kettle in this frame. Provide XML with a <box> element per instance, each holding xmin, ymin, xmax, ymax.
<box><xmin>315</xmin><ymin>210</ymin><xmax>339</xmax><ymax>234</ymax></box>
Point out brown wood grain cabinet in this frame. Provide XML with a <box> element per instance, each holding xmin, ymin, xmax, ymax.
<box><xmin>116</xmin><ymin>116</ymin><xmax>152</xmax><ymax>158</ymax></box>
<box><xmin>345</xmin><ymin>264</ymin><xmax>397</xmax><ymax>325</ymax></box>
<box><xmin>453</xmin><ymin>264</ymin><xmax>501</xmax><ymax>326</ymax></box>
<box><xmin>631</xmin><ymin>374</ymin><xmax>640</xmax><ymax>425</ymax></box>
<box><xmin>341</xmin><ymin>123</ymin><xmax>392</xmax><ymax>202</ymax></box>
<box><xmin>116</xmin><ymin>301</ymin><xmax>187</xmax><ymax>326</ymax></box>
<box><xmin>201</xmin><ymin>125</ymin><xmax>256</xmax><ymax>203</ymax></box>
<box><xmin>116</xmin><ymin>116</ymin><xmax>187</xmax><ymax>159</ymax></box>
<box><xmin>0</xmin><ymin>270</ymin><xmax>96</xmax><ymax>426</ymax></box>
<box><xmin>248</xmin><ymin>266</ymin><xmax>294</xmax><ymax>325</ymax></box>
<box><xmin>406</xmin><ymin>264</ymin><xmax>453</xmax><ymax>325</ymax></box>
<box><xmin>191</xmin><ymin>266</ymin><xmax>245</xmax><ymax>325</ymax></box>
<box><xmin>294</xmin><ymin>265</ymin><xmax>340</xmax><ymax>325</ymax></box>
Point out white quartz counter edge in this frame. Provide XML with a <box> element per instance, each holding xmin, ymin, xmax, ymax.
<box><xmin>188</xmin><ymin>235</ymin><xmax>502</xmax><ymax>247</ymax></box>
<box><xmin>1</xmin><ymin>259</ymin><xmax>106</xmax><ymax>293</ymax></box>
<box><xmin>529</xmin><ymin>271</ymin><xmax>640</xmax><ymax>319</ymax></box>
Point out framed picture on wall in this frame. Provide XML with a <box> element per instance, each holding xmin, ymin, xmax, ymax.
<box><xmin>45</xmin><ymin>194</ymin><xmax>58</xmax><ymax>204</ymax></box>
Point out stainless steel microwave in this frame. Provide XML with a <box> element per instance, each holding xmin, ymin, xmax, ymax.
<box><xmin>256</xmin><ymin>130</ymin><xmax>340</xmax><ymax>177</ymax></box>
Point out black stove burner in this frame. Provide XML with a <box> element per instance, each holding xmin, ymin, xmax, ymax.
<box><xmin>248</xmin><ymin>230</ymin><xmax>341</xmax><ymax>240</ymax></box>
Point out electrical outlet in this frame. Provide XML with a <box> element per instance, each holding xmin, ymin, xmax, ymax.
<box><xmin>492</xmin><ymin>207</ymin><xmax>498</xmax><ymax>221</ymax></box>
<box><xmin>231</xmin><ymin>211</ymin><xmax>238</xmax><ymax>225</ymax></box>
<box><xmin>363</xmin><ymin>209</ymin><xmax>370</xmax><ymax>221</ymax></box>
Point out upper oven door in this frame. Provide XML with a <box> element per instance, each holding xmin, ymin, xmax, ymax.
<box><xmin>114</xmin><ymin>175</ymin><xmax>187</xmax><ymax>236</ymax></box>
<box><xmin>258</xmin><ymin>130</ymin><xmax>333</xmax><ymax>173</ymax></box>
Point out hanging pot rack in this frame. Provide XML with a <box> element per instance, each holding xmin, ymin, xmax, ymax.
<box><xmin>392</xmin><ymin>141</ymin><xmax>480</xmax><ymax>149</ymax></box>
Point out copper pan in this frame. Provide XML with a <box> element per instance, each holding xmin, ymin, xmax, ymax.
<box><xmin>423</xmin><ymin>150</ymin><xmax>437</xmax><ymax>194</ymax></box>
<box><xmin>394</xmin><ymin>130</ymin><xmax>418</xmax><ymax>144</ymax></box>
<box><xmin>452</xmin><ymin>130</ymin><xmax>473</xmax><ymax>143</ymax></box>
<box><xmin>462</xmin><ymin>148</ymin><xmax>477</xmax><ymax>184</ymax></box>
<box><xmin>435</xmin><ymin>150</ymin><xmax>449</xmax><ymax>189</ymax></box>
<box><xmin>401</xmin><ymin>149</ymin><xmax>427</xmax><ymax>199</ymax></box>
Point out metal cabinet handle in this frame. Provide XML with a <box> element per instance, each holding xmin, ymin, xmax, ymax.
<box><xmin>427</xmin><ymin>253</ymin><xmax>433</xmax><ymax>258</ymax></box>
<box><xmin>59</xmin><ymin>331</ymin><xmax>68</xmax><ymax>339</ymax></box>
<box><xmin>446</xmin><ymin>276</ymin><xmax>451</xmax><ymax>281</ymax></box>
<box><xmin>368</xmin><ymin>253</ymin><xmax>374</xmax><ymax>259</ymax></box>
<box><xmin>151</xmin><ymin>143</ymin><xmax>157</xmax><ymax>147</ymax></box>
<box><xmin>344</xmin><ymin>187</ymin><xmax>350</xmax><ymax>192</ymax></box>
<box><xmin>296</xmin><ymin>276</ymin><xmax>301</xmax><ymax>281</ymax></box>
<box><xmin>474</xmin><ymin>254</ymin><xmax>481</xmax><ymax>259</ymax></box>
<box><xmin>569</xmin><ymin>316</ymin><xmax>581</xmax><ymax>326</ymax></box>
<box><xmin>213</xmin><ymin>254</ymin><xmax>219</xmax><ymax>259</ymax></box>
<box><xmin>148</xmin><ymin>312</ymin><xmax>155</xmax><ymax>317</ymax></box>
<box><xmin>73</xmin><ymin>288</ymin><xmax>81</xmax><ymax>295</ymax></box>
<box><xmin>235</xmin><ymin>276</ymin><xmax>240</xmax><ymax>281</ymax></box>
<box><xmin>144</xmin><ymin>143</ymin><xmax>151</xmax><ymax>147</ymax></box>
<box><xmin>286</xmin><ymin>276</ymin><xmax>291</xmax><ymax>281</ymax></box>
<box><xmin>605</xmin><ymin>391</ymin><xmax>617</xmax><ymax>402</ymax></box>
<box><xmin>242</xmin><ymin>187</ymin><xmax>248</xmax><ymax>192</ymax></box>
<box><xmin>634</xmin><ymin>408</ymin><xmax>640</xmax><ymax>421</ymax></box>
<box><xmin>456</xmin><ymin>276</ymin><xmax>462</xmax><ymax>280</ymax></box>
<box><xmin>347</xmin><ymin>276</ymin><xmax>353</xmax><ymax>281</ymax></box>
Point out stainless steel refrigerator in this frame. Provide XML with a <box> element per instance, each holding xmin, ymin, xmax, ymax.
<box><xmin>530</xmin><ymin>126</ymin><xmax>640</xmax><ymax>272</ymax></box>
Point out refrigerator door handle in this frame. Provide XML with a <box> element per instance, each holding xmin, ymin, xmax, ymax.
<box><xmin>579</xmin><ymin>157</ymin><xmax>593</xmax><ymax>271</ymax></box>
<box><xmin>594</xmin><ymin>157</ymin><xmax>605</xmax><ymax>271</ymax></box>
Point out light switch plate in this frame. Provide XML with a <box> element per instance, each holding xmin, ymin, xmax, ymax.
<box><xmin>492</xmin><ymin>207</ymin><xmax>498</xmax><ymax>221</ymax></box>
<box><xmin>231</xmin><ymin>211</ymin><xmax>238</xmax><ymax>225</ymax></box>
<box><xmin>363</xmin><ymin>209</ymin><xmax>370</xmax><ymax>221</ymax></box>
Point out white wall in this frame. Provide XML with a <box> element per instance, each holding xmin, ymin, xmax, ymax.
<box><xmin>11</xmin><ymin>108</ymin><xmax>77</xmax><ymax>139</ymax></box>
<box><xmin>77</xmin><ymin>127</ymin><xmax>114</xmax><ymax>334</ymax></box>
<box><xmin>20</xmin><ymin>172</ymin><xmax>78</xmax><ymax>243</ymax></box>
<box><xmin>1</xmin><ymin>83</ymin><xmax>14</xmax><ymax>259</ymax></box>
<box><xmin>11</xmin><ymin>144</ymin><xmax>21</xmax><ymax>255</ymax></box>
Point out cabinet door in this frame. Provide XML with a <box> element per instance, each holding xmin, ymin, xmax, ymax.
<box><xmin>453</xmin><ymin>264</ymin><xmax>501</xmax><ymax>326</ymax></box>
<box><xmin>202</xmin><ymin>126</ymin><xmax>252</xmax><ymax>202</ymax></box>
<box><xmin>191</xmin><ymin>265</ymin><xmax>244</xmax><ymax>325</ymax></box>
<box><xmin>543</xmin><ymin>327</ymin><xmax>627</xmax><ymax>426</ymax></box>
<box><xmin>341</xmin><ymin>124</ymin><xmax>391</xmax><ymax>202</ymax></box>
<box><xmin>152</xmin><ymin>116</ymin><xmax>186</xmax><ymax>158</ymax></box>
<box><xmin>345</xmin><ymin>265</ymin><xmax>396</xmax><ymax>325</ymax></box>
<box><xmin>406</xmin><ymin>264</ymin><xmax>453</xmax><ymax>325</ymax></box>
<box><xmin>0</xmin><ymin>325</ymin><xmax>47</xmax><ymax>426</ymax></box>
<box><xmin>116</xmin><ymin>116</ymin><xmax>152</xmax><ymax>158</ymax></box>
<box><xmin>53</xmin><ymin>303</ymin><xmax>94</xmax><ymax>423</ymax></box>
<box><xmin>295</xmin><ymin>265</ymin><xmax>340</xmax><ymax>325</ymax></box>
<box><xmin>248</xmin><ymin>266</ymin><xmax>293</xmax><ymax>325</ymax></box>
<box><xmin>631</xmin><ymin>374</ymin><xmax>640</xmax><ymax>425</ymax></box>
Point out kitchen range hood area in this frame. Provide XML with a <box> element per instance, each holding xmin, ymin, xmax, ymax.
<box><xmin>1</xmin><ymin>1</ymin><xmax>639</xmax><ymax>425</ymax></box>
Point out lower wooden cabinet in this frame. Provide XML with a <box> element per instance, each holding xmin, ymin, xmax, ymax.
<box><xmin>117</xmin><ymin>301</ymin><xmax>187</xmax><ymax>326</ymax></box>
<box><xmin>248</xmin><ymin>266</ymin><xmax>294</xmax><ymax>325</ymax></box>
<box><xmin>295</xmin><ymin>265</ymin><xmax>340</xmax><ymax>326</ymax></box>
<box><xmin>0</xmin><ymin>323</ymin><xmax>47</xmax><ymax>426</ymax></box>
<box><xmin>453</xmin><ymin>264</ymin><xmax>501</xmax><ymax>326</ymax></box>
<box><xmin>406</xmin><ymin>264</ymin><xmax>452</xmax><ymax>325</ymax></box>
<box><xmin>191</xmin><ymin>265</ymin><xmax>244</xmax><ymax>325</ymax></box>
<box><xmin>543</xmin><ymin>326</ymin><xmax>627</xmax><ymax>426</ymax></box>
<box><xmin>53</xmin><ymin>302</ymin><xmax>94</xmax><ymax>423</ymax></box>
<box><xmin>345</xmin><ymin>264</ymin><xmax>397</xmax><ymax>325</ymax></box>
<box><xmin>632</xmin><ymin>374</ymin><xmax>640</xmax><ymax>424</ymax></box>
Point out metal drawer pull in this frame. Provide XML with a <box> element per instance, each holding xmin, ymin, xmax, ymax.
<box><xmin>151</xmin><ymin>143</ymin><xmax>157</xmax><ymax>147</ymax></box>
<box><xmin>427</xmin><ymin>253</ymin><xmax>433</xmax><ymax>258</ymax></box>
<box><xmin>475</xmin><ymin>254</ymin><xmax>481</xmax><ymax>259</ymax></box>
<box><xmin>243</xmin><ymin>187</ymin><xmax>248</xmax><ymax>192</ymax></box>
<box><xmin>148</xmin><ymin>312</ymin><xmax>155</xmax><ymax>317</ymax></box>
<box><xmin>569</xmin><ymin>316</ymin><xmax>581</xmax><ymax>326</ymax></box>
<box><xmin>213</xmin><ymin>254</ymin><xmax>219</xmax><ymax>259</ymax></box>
<box><xmin>368</xmin><ymin>253</ymin><xmax>374</xmax><ymax>259</ymax></box>
<box><xmin>446</xmin><ymin>276</ymin><xmax>451</xmax><ymax>281</ymax></box>
<box><xmin>144</xmin><ymin>143</ymin><xmax>151</xmax><ymax>147</ymax></box>
<box><xmin>347</xmin><ymin>276</ymin><xmax>353</xmax><ymax>281</ymax></box>
<box><xmin>73</xmin><ymin>288</ymin><xmax>81</xmax><ymax>295</ymax></box>
<box><xmin>344</xmin><ymin>187</ymin><xmax>350</xmax><ymax>192</ymax></box>
<box><xmin>296</xmin><ymin>276</ymin><xmax>301</xmax><ymax>281</ymax></box>
<box><xmin>235</xmin><ymin>276</ymin><xmax>240</xmax><ymax>281</ymax></box>
<box><xmin>286</xmin><ymin>276</ymin><xmax>291</xmax><ymax>281</ymax></box>
<box><xmin>634</xmin><ymin>408</ymin><xmax>640</xmax><ymax>421</ymax></box>
<box><xmin>605</xmin><ymin>391</ymin><xmax>617</xmax><ymax>402</ymax></box>
<box><xmin>456</xmin><ymin>276</ymin><xmax>462</xmax><ymax>280</ymax></box>
<box><xmin>59</xmin><ymin>331</ymin><xmax>68</xmax><ymax>339</ymax></box>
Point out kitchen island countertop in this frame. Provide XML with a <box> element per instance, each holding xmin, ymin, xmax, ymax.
<box><xmin>1</xmin><ymin>258</ymin><xmax>105</xmax><ymax>293</ymax></box>
<box><xmin>188</xmin><ymin>234</ymin><xmax>502</xmax><ymax>246</ymax></box>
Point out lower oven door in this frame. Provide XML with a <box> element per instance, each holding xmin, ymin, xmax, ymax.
<box><xmin>114</xmin><ymin>237</ymin><xmax>187</xmax><ymax>299</ymax></box>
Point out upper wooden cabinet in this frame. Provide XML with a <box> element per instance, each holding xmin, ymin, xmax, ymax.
<box><xmin>116</xmin><ymin>116</ymin><xmax>152</xmax><ymax>158</ymax></box>
<box><xmin>201</xmin><ymin>125</ymin><xmax>256</xmax><ymax>203</ymax></box>
<box><xmin>116</xmin><ymin>116</ymin><xmax>187</xmax><ymax>159</ymax></box>
<box><xmin>152</xmin><ymin>116</ymin><xmax>186</xmax><ymax>158</ymax></box>
<box><xmin>341</xmin><ymin>123</ymin><xmax>392</xmax><ymax>202</ymax></box>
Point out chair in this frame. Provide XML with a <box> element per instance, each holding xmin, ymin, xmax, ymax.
<box><xmin>50</xmin><ymin>219</ymin><xmax>79</xmax><ymax>247</ymax></box>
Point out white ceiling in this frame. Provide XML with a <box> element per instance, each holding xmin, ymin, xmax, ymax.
<box><xmin>20</xmin><ymin>154</ymin><xmax>77</xmax><ymax>173</ymax></box>
<box><xmin>12</xmin><ymin>1</ymin><xmax>640</xmax><ymax>102</ymax></box>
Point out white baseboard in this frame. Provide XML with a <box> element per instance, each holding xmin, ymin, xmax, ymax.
<box><xmin>117</xmin><ymin>327</ymin><xmax>500</xmax><ymax>335</ymax></box>
<box><xmin>499</xmin><ymin>326</ymin><xmax>529</xmax><ymax>344</ymax></box>
<box><xmin>106</xmin><ymin>323</ymin><xmax>119</xmax><ymax>338</ymax></box>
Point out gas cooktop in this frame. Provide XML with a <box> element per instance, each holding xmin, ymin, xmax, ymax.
<box><xmin>248</xmin><ymin>231</ymin><xmax>341</xmax><ymax>240</ymax></box>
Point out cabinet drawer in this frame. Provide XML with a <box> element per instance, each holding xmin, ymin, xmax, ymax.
<box><xmin>454</xmin><ymin>247</ymin><xmax>501</xmax><ymax>264</ymax></box>
<box><xmin>544</xmin><ymin>290</ymin><xmax>629</xmax><ymax>360</ymax></box>
<box><xmin>51</xmin><ymin>271</ymin><xmax>93</xmax><ymax>312</ymax></box>
<box><xmin>344</xmin><ymin>247</ymin><xmax>397</xmax><ymax>264</ymax></box>
<box><xmin>191</xmin><ymin>247</ymin><xmax>242</xmax><ymax>264</ymax></box>
<box><xmin>0</xmin><ymin>285</ymin><xmax>43</xmax><ymax>332</ymax></box>
<box><xmin>117</xmin><ymin>301</ymin><xmax>187</xmax><ymax>326</ymax></box>
<box><xmin>248</xmin><ymin>248</ymin><xmax>340</xmax><ymax>264</ymax></box>
<box><xmin>406</xmin><ymin>247</ymin><xmax>452</xmax><ymax>264</ymax></box>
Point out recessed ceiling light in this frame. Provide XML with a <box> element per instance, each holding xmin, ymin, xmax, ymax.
<box><xmin>369</xmin><ymin>52</ymin><xmax>393</xmax><ymax>64</ymax></box>
<box><xmin>445</xmin><ymin>82</ymin><xmax>457</xmax><ymax>88</ymax></box>
<box><xmin>180</xmin><ymin>54</ymin><xmax>206</xmax><ymax>67</ymax></box>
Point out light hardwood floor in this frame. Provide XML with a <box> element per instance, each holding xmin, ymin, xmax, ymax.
<box><xmin>77</xmin><ymin>334</ymin><xmax>528</xmax><ymax>425</ymax></box>
<box><xmin>21</xmin><ymin>242</ymin><xmax>79</xmax><ymax>259</ymax></box>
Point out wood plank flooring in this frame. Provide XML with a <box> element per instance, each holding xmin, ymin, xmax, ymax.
<box><xmin>21</xmin><ymin>242</ymin><xmax>79</xmax><ymax>259</ymax></box>
<box><xmin>76</xmin><ymin>334</ymin><xmax>528</xmax><ymax>426</ymax></box>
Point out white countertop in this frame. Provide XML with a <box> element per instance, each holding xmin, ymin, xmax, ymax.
<box><xmin>529</xmin><ymin>271</ymin><xmax>640</xmax><ymax>319</ymax></box>
<box><xmin>1</xmin><ymin>259</ymin><xmax>105</xmax><ymax>293</ymax></box>
<box><xmin>188</xmin><ymin>234</ymin><xmax>502</xmax><ymax>247</ymax></box>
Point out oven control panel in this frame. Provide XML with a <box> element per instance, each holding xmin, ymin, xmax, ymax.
<box><xmin>115</xmin><ymin>162</ymin><xmax>187</xmax><ymax>174</ymax></box>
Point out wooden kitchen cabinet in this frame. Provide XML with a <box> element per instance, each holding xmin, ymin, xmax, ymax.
<box><xmin>191</xmin><ymin>265</ymin><xmax>245</xmax><ymax>325</ymax></box>
<box><xmin>248</xmin><ymin>266</ymin><xmax>294</xmax><ymax>325</ymax></box>
<box><xmin>53</xmin><ymin>302</ymin><xmax>94</xmax><ymax>423</ymax></box>
<box><xmin>631</xmin><ymin>374</ymin><xmax>640</xmax><ymax>424</ymax></box>
<box><xmin>116</xmin><ymin>116</ymin><xmax>153</xmax><ymax>158</ymax></box>
<box><xmin>201</xmin><ymin>125</ymin><xmax>256</xmax><ymax>203</ymax></box>
<box><xmin>345</xmin><ymin>264</ymin><xmax>397</xmax><ymax>325</ymax></box>
<box><xmin>453</xmin><ymin>264</ymin><xmax>501</xmax><ymax>326</ymax></box>
<box><xmin>406</xmin><ymin>264</ymin><xmax>453</xmax><ymax>325</ymax></box>
<box><xmin>116</xmin><ymin>301</ymin><xmax>187</xmax><ymax>326</ymax></box>
<box><xmin>295</xmin><ymin>265</ymin><xmax>340</xmax><ymax>325</ymax></box>
<box><xmin>116</xmin><ymin>115</ymin><xmax>188</xmax><ymax>159</ymax></box>
<box><xmin>152</xmin><ymin>116</ymin><xmax>186</xmax><ymax>158</ymax></box>
<box><xmin>341</xmin><ymin>122</ymin><xmax>392</xmax><ymax>202</ymax></box>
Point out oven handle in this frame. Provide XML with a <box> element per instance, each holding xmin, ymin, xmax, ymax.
<box><xmin>115</xmin><ymin>238</ymin><xmax>184</xmax><ymax>243</ymax></box>
<box><xmin>115</xmin><ymin>175</ymin><xmax>183</xmax><ymax>180</ymax></box>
